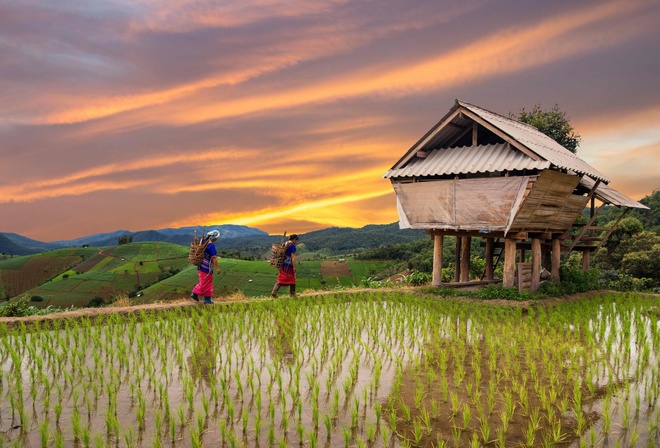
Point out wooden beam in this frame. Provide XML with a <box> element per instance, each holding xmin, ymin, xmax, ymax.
<box><xmin>460</xmin><ymin>236</ymin><xmax>471</xmax><ymax>282</ymax></box>
<box><xmin>432</xmin><ymin>234</ymin><xmax>444</xmax><ymax>287</ymax></box>
<box><xmin>566</xmin><ymin>202</ymin><xmax>606</xmax><ymax>252</ymax></box>
<box><xmin>392</xmin><ymin>107</ymin><xmax>463</xmax><ymax>169</ymax></box>
<box><xmin>485</xmin><ymin>238</ymin><xmax>494</xmax><ymax>281</ymax></box>
<box><xmin>446</xmin><ymin>124</ymin><xmax>472</xmax><ymax>148</ymax></box>
<box><xmin>594</xmin><ymin>208</ymin><xmax>630</xmax><ymax>249</ymax></box>
<box><xmin>503</xmin><ymin>239</ymin><xmax>517</xmax><ymax>287</ymax></box>
<box><xmin>552</xmin><ymin>238</ymin><xmax>561</xmax><ymax>280</ymax></box>
<box><xmin>531</xmin><ymin>238</ymin><xmax>541</xmax><ymax>292</ymax></box>
<box><xmin>459</xmin><ymin>109</ymin><xmax>543</xmax><ymax>161</ymax></box>
<box><xmin>472</xmin><ymin>122</ymin><xmax>478</xmax><ymax>146</ymax></box>
<box><xmin>429</xmin><ymin>229</ymin><xmax>508</xmax><ymax>238</ymax></box>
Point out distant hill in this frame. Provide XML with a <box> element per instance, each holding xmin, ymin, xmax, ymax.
<box><xmin>1</xmin><ymin>224</ymin><xmax>268</xmax><ymax>255</ymax></box>
<box><xmin>0</xmin><ymin>233</ymin><xmax>39</xmax><ymax>256</ymax></box>
<box><xmin>1</xmin><ymin>222</ymin><xmax>426</xmax><ymax>260</ymax></box>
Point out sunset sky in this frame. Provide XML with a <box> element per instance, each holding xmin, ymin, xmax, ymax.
<box><xmin>1</xmin><ymin>0</ymin><xmax>659</xmax><ymax>242</ymax></box>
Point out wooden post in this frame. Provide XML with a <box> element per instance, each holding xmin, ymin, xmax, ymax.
<box><xmin>542</xmin><ymin>244</ymin><xmax>551</xmax><ymax>273</ymax></box>
<box><xmin>531</xmin><ymin>238</ymin><xmax>541</xmax><ymax>292</ymax></box>
<box><xmin>485</xmin><ymin>238</ymin><xmax>494</xmax><ymax>280</ymax></box>
<box><xmin>552</xmin><ymin>238</ymin><xmax>561</xmax><ymax>281</ymax></box>
<box><xmin>454</xmin><ymin>236</ymin><xmax>461</xmax><ymax>283</ymax></box>
<box><xmin>432</xmin><ymin>234</ymin><xmax>444</xmax><ymax>287</ymax></box>
<box><xmin>503</xmin><ymin>238</ymin><xmax>516</xmax><ymax>287</ymax></box>
<box><xmin>460</xmin><ymin>236</ymin><xmax>471</xmax><ymax>282</ymax></box>
<box><xmin>582</xmin><ymin>249</ymin><xmax>591</xmax><ymax>271</ymax></box>
<box><xmin>520</xmin><ymin>248</ymin><xmax>526</xmax><ymax>263</ymax></box>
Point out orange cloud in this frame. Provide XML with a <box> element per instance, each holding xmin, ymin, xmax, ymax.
<box><xmin>0</xmin><ymin>149</ymin><xmax>242</xmax><ymax>203</ymax></box>
<box><xmin>0</xmin><ymin>179</ymin><xmax>152</xmax><ymax>204</ymax></box>
<box><xmin>169</xmin><ymin>186</ymin><xmax>395</xmax><ymax>230</ymax></box>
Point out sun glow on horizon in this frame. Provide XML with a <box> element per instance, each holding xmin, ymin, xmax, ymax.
<box><xmin>168</xmin><ymin>187</ymin><xmax>396</xmax><ymax>230</ymax></box>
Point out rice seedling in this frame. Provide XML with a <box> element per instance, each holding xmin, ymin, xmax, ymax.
<box><xmin>479</xmin><ymin>415</ymin><xmax>491</xmax><ymax>444</ymax></box>
<box><xmin>462</xmin><ymin>403</ymin><xmax>471</xmax><ymax>430</ymax></box>
<box><xmin>1</xmin><ymin>291</ymin><xmax>659</xmax><ymax>448</ymax></box>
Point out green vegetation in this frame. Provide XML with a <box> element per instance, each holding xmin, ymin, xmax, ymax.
<box><xmin>1</xmin><ymin>291</ymin><xmax>658</xmax><ymax>447</ymax></box>
<box><xmin>511</xmin><ymin>103</ymin><xmax>581</xmax><ymax>153</ymax></box>
<box><xmin>1</xmin><ymin>243</ymin><xmax>396</xmax><ymax>308</ymax></box>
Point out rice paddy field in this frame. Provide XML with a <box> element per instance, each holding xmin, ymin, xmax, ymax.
<box><xmin>1</xmin><ymin>291</ymin><xmax>659</xmax><ymax>447</ymax></box>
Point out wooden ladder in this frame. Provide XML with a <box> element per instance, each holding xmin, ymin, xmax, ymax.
<box><xmin>480</xmin><ymin>238</ymin><xmax>503</xmax><ymax>280</ymax></box>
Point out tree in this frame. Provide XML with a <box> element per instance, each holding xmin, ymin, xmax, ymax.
<box><xmin>511</xmin><ymin>104</ymin><xmax>581</xmax><ymax>153</ymax></box>
<box><xmin>604</xmin><ymin>216</ymin><xmax>644</xmax><ymax>254</ymax></box>
<box><xmin>631</xmin><ymin>189</ymin><xmax>660</xmax><ymax>234</ymax></box>
<box><xmin>620</xmin><ymin>244</ymin><xmax>660</xmax><ymax>286</ymax></box>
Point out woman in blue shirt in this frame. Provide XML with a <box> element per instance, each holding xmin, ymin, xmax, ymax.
<box><xmin>271</xmin><ymin>234</ymin><xmax>298</xmax><ymax>298</ymax></box>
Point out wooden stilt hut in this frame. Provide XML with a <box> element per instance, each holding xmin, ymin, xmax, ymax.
<box><xmin>384</xmin><ymin>100</ymin><xmax>648</xmax><ymax>292</ymax></box>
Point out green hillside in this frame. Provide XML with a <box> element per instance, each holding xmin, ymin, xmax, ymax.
<box><xmin>1</xmin><ymin>242</ymin><xmax>398</xmax><ymax>308</ymax></box>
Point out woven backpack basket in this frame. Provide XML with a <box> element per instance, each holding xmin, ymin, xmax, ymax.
<box><xmin>188</xmin><ymin>230</ymin><xmax>210</xmax><ymax>266</ymax></box>
<box><xmin>268</xmin><ymin>232</ymin><xmax>288</xmax><ymax>269</ymax></box>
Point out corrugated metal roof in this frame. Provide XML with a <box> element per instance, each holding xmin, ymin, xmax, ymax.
<box><xmin>459</xmin><ymin>101</ymin><xmax>610</xmax><ymax>183</ymax></box>
<box><xmin>388</xmin><ymin>99</ymin><xmax>611</xmax><ymax>183</ymax></box>
<box><xmin>384</xmin><ymin>143</ymin><xmax>550</xmax><ymax>178</ymax></box>
<box><xmin>580</xmin><ymin>177</ymin><xmax>649</xmax><ymax>209</ymax></box>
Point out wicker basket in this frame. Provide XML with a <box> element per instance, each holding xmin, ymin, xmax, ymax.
<box><xmin>188</xmin><ymin>230</ymin><xmax>209</xmax><ymax>266</ymax></box>
<box><xmin>268</xmin><ymin>243</ymin><xmax>287</xmax><ymax>268</ymax></box>
<box><xmin>268</xmin><ymin>232</ymin><xmax>288</xmax><ymax>268</ymax></box>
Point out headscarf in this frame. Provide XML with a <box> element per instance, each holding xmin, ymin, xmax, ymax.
<box><xmin>207</xmin><ymin>229</ymin><xmax>220</xmax><ymax>241</ymax></box>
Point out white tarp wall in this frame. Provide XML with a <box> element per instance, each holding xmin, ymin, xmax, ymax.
<box><xmin>393</xmin><ymin>177</ymin><xmax>529</xmax><ymax>231</ymax></box>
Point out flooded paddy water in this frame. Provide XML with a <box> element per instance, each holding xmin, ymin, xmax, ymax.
<box><xmin>0</xmin><ymin>291</ymin><xmax>658</xmax><ymax>447</ymax></box>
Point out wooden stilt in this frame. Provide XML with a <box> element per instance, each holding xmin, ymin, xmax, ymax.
<box><xmin>542</xmin><ymin>244</ymin><xmax>551</xmax><ymax>273</ymax></box>
<box><xmin>503</xmin><ymin>239</ymin><xmax>516</xmax><ymax>287</ymax></box>
<box><xmin>454</xmin><ymin>237</ymin><xmax>461</xmax><ymax>283</ymax></box>
<box><xmin>460</xmin><ymin>236</ymin><xmax>471</xmax><ymax>282</ymax></box>
<box><xmin>582</xmin><ymin>250</ymin><xmax>591</xmax><ymax>271</ymax></box>
<box><xmin>552</xmin><ymin>238</ymin><xmax>561</xmax><ymax>281</ymax></box>
<box><xmin>432</xmin><ymin>234</ymin><xmax>444</xmax><ymax>287</ymax></box>
<box><xmin>531</xmin><ymin>238</ymin><xmax>541</xmax><ymax>292</ymax></box>
<box><xmin>485</xmin><ymin>238</ymin><xmax>494</xmax><ymax>280</ymax></box>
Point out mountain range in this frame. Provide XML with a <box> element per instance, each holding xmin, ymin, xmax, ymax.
<box><xmin>1</xmin><ymin>222</ymin><xmax>427</xmax><ymax>257</ymax></box>
<box><xmin>0</xmin><ymin>225</ymin><xmax>268</xmax><ymax>256</ymax></box>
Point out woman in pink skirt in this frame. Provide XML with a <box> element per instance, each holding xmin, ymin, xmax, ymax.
<box><xmin>271</xmin><ymin>234</ymin><xmax>298</xmax><ymax>298</ymax></box>
<box><xmin>191</xmin><ymin>230</ymin><xmax>220</xmax><ymax>304</ymax></box>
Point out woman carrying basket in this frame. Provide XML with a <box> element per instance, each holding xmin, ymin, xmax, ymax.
<box><xmin>191</xmin><ymin>230</ymin><xmax>220</xmax><ymax>304</ymax></box>
<box><xmin>271</xmin><ymin>234</ymin><xmax>299</xmax><ymax>298</ymax></box>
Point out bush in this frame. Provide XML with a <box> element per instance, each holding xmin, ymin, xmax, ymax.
<box><xmin>557</xmin><ymin>266</ymin><xmax>600</xmax><ymax>294</ymax></box>
<box><xmin>30</xmin><ymin>295</ymin><xmax>44</xmax><ymax>302</ymax></box>
<box><xmin>0</xmin><ymin>296</ymin><xmax>31</xmax><ymax>317</ymax></box>
<box><xmin>401</xmin><ymin>271</ymin><xmax>432</xmax><ymax>286</ymax></box>
<box><xmin>85</xmin><ymin>296</ymin><xmax>108</xmax><ymax>308</ymax></box>
<box><xmin>608</xmin><ymin>273</ymin><xmax>653</xmax><ymax>292</ymax></box>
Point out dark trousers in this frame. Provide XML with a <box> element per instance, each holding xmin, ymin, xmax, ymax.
<box><xmin>272</xmin><ymin>283</ymin><xmax>295</xmax><ymax>296</ymax></box>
